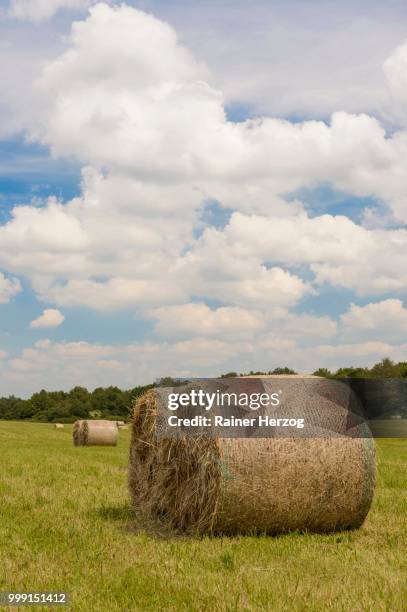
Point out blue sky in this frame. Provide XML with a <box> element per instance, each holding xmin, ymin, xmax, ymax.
<box><xmin>0</xmin><ymin>0</ymin><xmax>407</xmax><ymax>396</ymax></box>
<box><xmin>0</xmin><ymin>139</ymin><xmax>81</xmax><ymax>215</ymax></box>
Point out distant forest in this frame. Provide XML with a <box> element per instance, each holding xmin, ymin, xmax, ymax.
<box><xmin>220</xmin><ymin>358</ymin><xmax>407</xmax><ymax>380</ymax></box>
<box><xmin>0</xmin><ymin>384</ymin><xmax>155</xmax><ymax>423</ymax></box>
<box><xmin>0</xmin><ymin>358</ymin><xmax>406</xmax><ymax>422</ymax></box>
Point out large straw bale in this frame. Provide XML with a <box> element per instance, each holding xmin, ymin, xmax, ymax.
<box><xmin>129</xmin><ymin>380</ymin><xmax>376</xmax><ymax>535</ymax></box>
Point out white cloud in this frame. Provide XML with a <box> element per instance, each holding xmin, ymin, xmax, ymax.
<box><xmin>340</xmin><ymin>299</ymin><xmax>407</xmax><ymax>342</ymax></box>
<box><xmin>267</xmin><ymin>313</ymin><xmax>338</xmax><ymax>341</ymax></box>
<box><xmin>26</xmin><ymin>5</ymin><xmax>407</xmax><ymax>222</ymax></box>
<box><xmin>8</xmin><ymin>0</ymin><xmax>94</xmax><ymax>22</ymax></box>
<box><xmin>180</xmin><ymin>255</ymin><xmax>312</xmax><ymax>310</ymax></box>
<box><xmin>0</xmin><ymin>4</ymin><xmax>405</xmax><ymax>313</ymax></box>
<box><xmin>34</xmin><ymin>338</ymin><xmax>51</xmax><ymax>348</ymax></box>
<box><xmin>150</xmin><ymin>303</ymin><xmax>338</xmax><ymax>360</ymax></box>
<box><xmin>30</xmin><ymin>308</ymin><xmax>65</xmax><ymax>328</ymax></box>
<box><xmin>2</xmin><ymin>1</ymin><xmax>407</xmax><ymax>129</ymax></box>
<box><xmin>43</xmin><ymin>277</ymin><xmax>190</xmax><ymax>310</ymax></box>
<box><xmin>152</xmin><ymin>303</ymin><xmax>264</xmax><ymax>338</ymax></box>
<box><xmin>0</xmin><ymin>272</ymin><xmax>21</xmax><ymax>304</ymax></box>
<box><xmin>192</xmin><ymin>212</ymin><xmax>407</xmax><ymax>297</ymax></box>
<box><xmin>1</xmin><ymin>199</ymin><xmax>89</xmax><ymax>254</ymax></box>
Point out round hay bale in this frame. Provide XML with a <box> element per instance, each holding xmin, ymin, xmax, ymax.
<box><xmin>129</xmin><ymin>384</ymin><xmax>376</xmax><ymax>535</ymax></box>
<box><xmin>54</xmin><ymin>423</ymin><xmax>64</xmax><ymax>429</ymax></box>
<box><xmin>73</xmin><ymin>420</ymin><xmax>118</xmax><ymax>447</ymax></box>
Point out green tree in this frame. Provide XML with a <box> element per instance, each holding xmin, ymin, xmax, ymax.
<box><xmin>334</xmin><ymin>366</ymin><xmax>370</xmax><ymax>378</ymax></box>
<box><xmin>312</xmin><ymin>368</ymin><xmax>333</xmax><ymax>378</ymax></box>
<box><xmin>398</xmin><ymin>362</ymin><xmax>407</xmax><ymax>378</ymax></box>
<box><xmin>370</xmin><ymin>358</ymin><xmax>401</xmax><ymax>378</ymax></box>
<box><xmin>270</xmin><ymin>367</ymin><xmax>297</xmax><ymax>375</ymax></box>
<box><xmin>91</xmin><ymin>386</ymin><xmax>129</xmax><ymax>417</ymax></box>
<box><xmin>68</xmin><ymin>386</ymin><xmax>91</xmax><ymax>418</ymax></box>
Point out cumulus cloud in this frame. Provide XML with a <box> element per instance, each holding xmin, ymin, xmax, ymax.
<box><xmin>25</xmin><ymin>5</ymin><xmax>407</xmax><ymax>220</ymax></box>
<box><xmin>8</xmin><ymin>0</ymin><xmax>94</xmax><ymax>22</ymax></box>
<box><xmin>0</xmin><ymin>273</ymin><xmax>21</xmax><ymax>304</ymax></box>
<box><xmin>152</xmin><ymin>303</ymin><xmax>265</xmax><ymax>338</ymax></box>
<box><xmin>340</xmin><ymin>299</ymin><xmax>407</xmax><ymax>342</ymax></box>
<box><xmin>2</xmin><ymin>1</ymin><xmax>407</xmax><ymax>124</ymax></box>
<box><xmin>30</xmin><ymin>308</ymin><xmax>65</xmax><ymax>328</ymax></box>
<box><xmin>0</xmin><ymin>4</ymin><xmax>405</xmax><ymax>313</ymax></box>
<box><xmin>191</xmin><ymin>212</ymin><xmax>407</xmax><ymax>297</ymax></box>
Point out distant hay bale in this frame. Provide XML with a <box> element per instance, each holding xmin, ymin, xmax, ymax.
<box><xmin>116</xmin><ymin>421</ymin><xmax>126</xmax><ymax>427</ymax></box>
<box><xmin>129</xmin><ymin>383</ymin><xmax>376</xmax><ymax>535</ymax></box>
<box><xmin>73</xmin><ymin>420</ymin><xmax>118</xmax><ymax>447</ymax></box>
<box><xmin>54</xmin><ymin>423</ymin><xmax>64</xmax><ymax>429</ymax></box>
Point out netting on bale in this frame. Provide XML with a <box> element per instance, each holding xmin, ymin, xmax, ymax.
<box><xmin>73</xmin><ymin>420</ymin><xmax>118</xmax><ymax>447</ymax></box>
<box><xmin>128</xmin><ymin>381</ymin><xmax>376</xmax><ymax>535</ymax></box>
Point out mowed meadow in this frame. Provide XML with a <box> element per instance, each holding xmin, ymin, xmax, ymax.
<box><xmin>0</xmin><ymin>422</ymin><xmax>405</xmax><ymax>611</ymax></box>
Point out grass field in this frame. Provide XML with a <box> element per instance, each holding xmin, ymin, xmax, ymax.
<box><xmin>0</xmin><ymin>422</ymin><xmax>406</xmax><ymax>611</ymax></box>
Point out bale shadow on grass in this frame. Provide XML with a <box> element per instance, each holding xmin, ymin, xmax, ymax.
<box><xmin>95</xmin><ymin>504</ymin><xmax>362</xmax><ymax>542</ymax></box>
<box><xmin>94</xmin><ymin>503</ymin><xmax>186</xmax><ymax>539</ymax></box>
<box><xmin>120</xmin><ymin>516</ymin><xmax>358</xmax><ymax>542</ymax></box>
<box><xmin>96</xmin><ymin>502</ymin><xmax>135</xmax><ymax>523</ymax></box>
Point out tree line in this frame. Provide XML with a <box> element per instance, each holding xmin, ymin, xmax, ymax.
<box><xmin>0</xmin><ymin>359</ymin><xmax>406</xmax><ymax>422</ymax></box>
<box><xmin>0</xmin><ymin>384</ymin><xmax>154</xmax><ymax>423</ymax></box>
<box><xmin>312</xmin><ymin>358</ymin><xmax>407</xmax><ymax>379</ymax></box>
<box><xmin>221</xmin><ymin>360</ymin><xmax>407</xmax><ymax>379</ymax></box>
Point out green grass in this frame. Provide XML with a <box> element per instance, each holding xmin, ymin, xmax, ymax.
<box><xmin>0</xmin><ymin>422</ymin><xmax>406</xmax><ymax>611</ymax></box>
